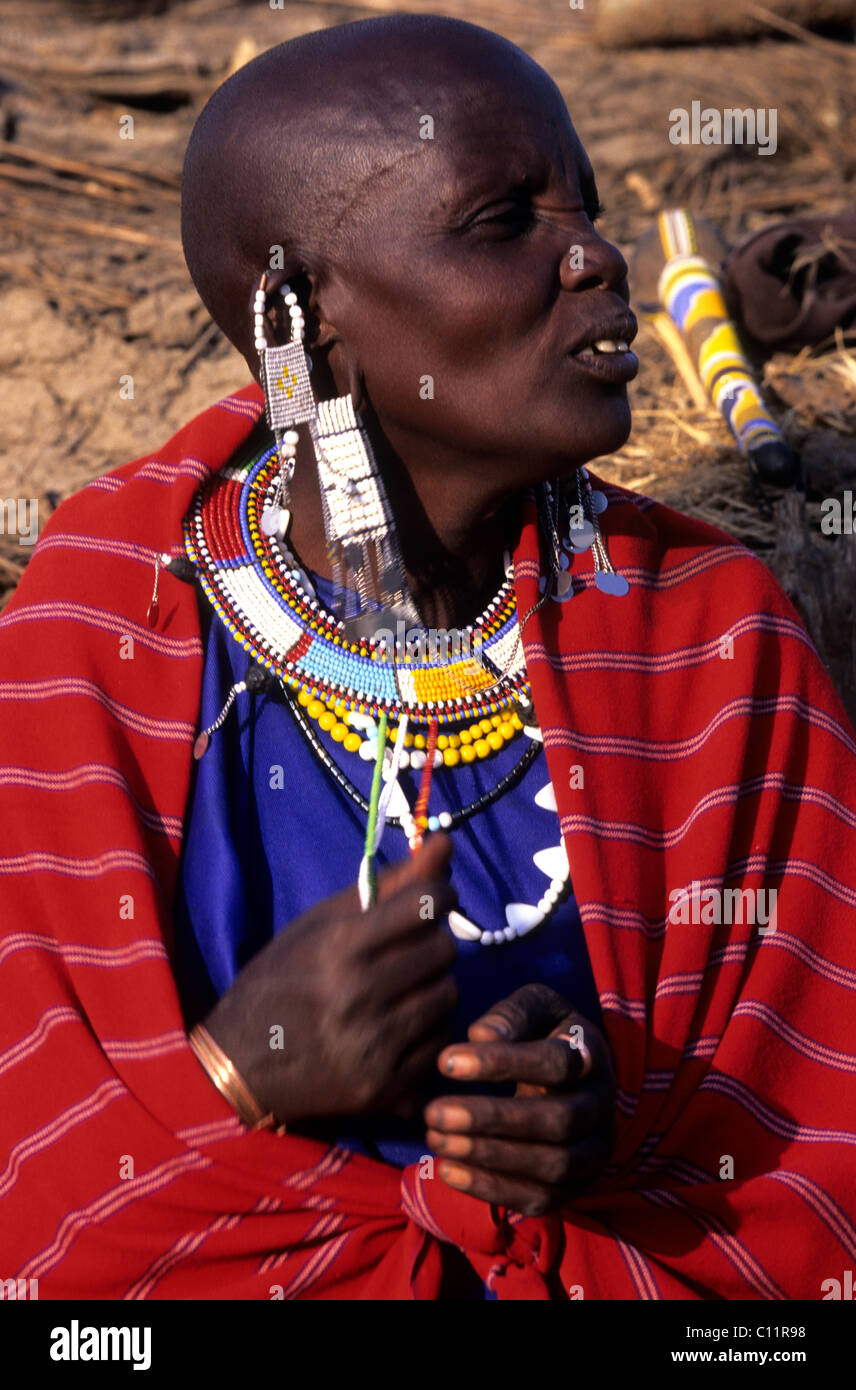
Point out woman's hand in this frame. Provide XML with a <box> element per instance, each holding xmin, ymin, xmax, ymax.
<box><xmin>201</xmin><ymin>834</ymin><xmax>458</xmax><ymax>1126</ymax></box>
<box><xmin>423</xmin><ymin>983</ymin><xmax>615</xmax><ymax>1217</ymax></box>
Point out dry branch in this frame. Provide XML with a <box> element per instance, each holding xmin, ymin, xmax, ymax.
<box><xmin>595</xmin><ymin>0</ymin><xmax>856</xmax><ymax>48</ymax></box>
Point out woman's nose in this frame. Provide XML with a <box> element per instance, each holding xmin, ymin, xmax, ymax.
<box><xmin>559</xmin><ymin>232</ymin><xmax>629</xmax><ymax>296</ymax></box>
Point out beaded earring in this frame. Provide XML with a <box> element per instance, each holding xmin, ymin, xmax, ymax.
<box><xmin>254</xmin><ymin>273</ymin><xmax>314</xmax><ymax>543</ymax></box>
<box><xmin>309</xmin><ymin>395</ymin><xmax>419</xmax><ymax>636</ymax></box>
<box><xmin>253</xmin><ymin>273</ymin><xmax>419</xmax><ymax>637</ymax></box>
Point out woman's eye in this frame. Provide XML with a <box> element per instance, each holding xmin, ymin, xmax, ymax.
<box><xmin>476</xmin><ymin>203</ymin><xmax>534</xmax><ymax>231</ymax></box>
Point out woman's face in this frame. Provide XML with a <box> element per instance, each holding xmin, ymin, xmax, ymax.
<box><xmin>317</xmin><ymin>77</ymin><xmax>637</xmax><ymax>498</ymax></box>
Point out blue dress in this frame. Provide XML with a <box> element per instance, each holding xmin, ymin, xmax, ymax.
<box><xmin>172</xmin><ymin>576</ymin><xmax>603</xmax><ymax>1293</ymax></box>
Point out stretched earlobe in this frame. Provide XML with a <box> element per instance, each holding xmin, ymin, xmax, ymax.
<box><xmin>345</xmin><ymin>354</ymin><xmax>367</xmax><ymax>416</ymax></box>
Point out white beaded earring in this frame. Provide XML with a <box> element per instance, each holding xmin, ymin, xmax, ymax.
<box><xmin>253</xmin><ymin>271</ymin><xmax>419</xmax><ymax>635</ymax></box>
<box><xmin>254</xmin><ymin>272</ymin><xmax>315</xmax><ymax>542</ymax></box>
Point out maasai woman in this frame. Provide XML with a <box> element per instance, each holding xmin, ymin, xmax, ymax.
<box><xmin>1</xmin><ymin>16</ymin><xmax>855</xmax><ymax>1301</ymax></box>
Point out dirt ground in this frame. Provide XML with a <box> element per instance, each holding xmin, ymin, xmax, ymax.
<box><xmin>1</xmin><ymin>0</ymin><xmax>855</xmax><ymax>716</ymax></box>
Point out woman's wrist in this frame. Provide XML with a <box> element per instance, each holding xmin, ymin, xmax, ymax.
<box><xmin>188</xmin><ymin>1022</ymin><xmax>281</xmax><ymax>1132</ymax></box>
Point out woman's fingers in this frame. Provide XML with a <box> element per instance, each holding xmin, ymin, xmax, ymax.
<box><xmin>372</xmin><ymin>927</ymin><xmax>458</xmax><ymax>1005</ymax></box>
<box><xmin>384</xmin><ymin>972</ymin><xmax>459</xmax><ymax>1054</ymax></box>
<box><xmin>427</xmin><ymin>1132</ymin><xmax>608</xmax><ymax>1188</ymax></box>
<box><xmin>423</xmin><ymin>1090</ymin><xmax>602</xmax><ymax>1144</ymax></box>
<box><xmin>359</xmin><ymin>873</ymin><xmax>457</xmax><ymax>956</ymax></box>
<box><xmin>437</xmin><ymin>1033</ymin><xmax>596</xmax><ymax>1088</ymax></box>
<box><xmin>466</xmin><ymin>983</ymin><xmax>573</xmax><ymax>1043</ymax></box>
<box><xmin>373</xmin><ymin>833</ymin><xmax>453</xmax><ymax>906</ymax></box>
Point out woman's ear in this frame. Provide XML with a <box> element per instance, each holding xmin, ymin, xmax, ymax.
<box><xmin>250</xmin><ymin>265</ymin><xmax>332</xmax><ymax>349</ymax></box>
<box><xmin>302</xmin><ymin>271</ymin><xmax>342</xmax><ymax>353</ymax></box>
<box><xmin>252</xmin><ymin>262</ymin><xmax>360</xmax><ymax>404</ymax></box>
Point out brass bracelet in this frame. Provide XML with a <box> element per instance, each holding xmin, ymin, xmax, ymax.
<box><xmin>188</xmin><ymin>1023</ymin><xmax>279</xmax><ymax>1132</ymax></box>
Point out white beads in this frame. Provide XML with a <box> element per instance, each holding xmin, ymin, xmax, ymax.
<box><xmin>534</xmin><ymin>782</ymin><xmax>558</xmax><ymax>812</ymax></box>
<box><xmin>448</xmin><ymin>911</ymin><xmax>482</xmax><ymax>942</ymax></box>
<box><xmin>438</xmin><ymin>811</ymin><xmax>452</xmax><ymax>829</ymax></box>
<box><xmin>410</xmin><ymin>750</ymin><xmax>426</xmax><ymax>771</ymax></box>
<box><xmin>505</xmin><ymin>903</ymin><xmax>542</xmax><ymax>933</ymax></box>
<box><xmin>347</xmin><ymin>712</ymin><xmax>376</xmax><ymax>731</ymax></box>
<box><xmin>533</xmin><ymin>844</ymin><xmax>569</xmax><ymax>880</ymax></box>
<box><xmin>254</xmin><ymin>302</ymin><xmax>267</xmax><ymax>352</ymax></box>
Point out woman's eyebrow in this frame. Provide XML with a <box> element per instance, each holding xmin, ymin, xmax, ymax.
<box><xmin>439</xmin><ymin>164</ymin><xmax>548</xmax><ymax>218</ymax></box>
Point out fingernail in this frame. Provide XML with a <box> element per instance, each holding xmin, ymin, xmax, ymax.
<box><xmin>435</xmin><ymin>1105</ymin><xmax>472</xmax><ymax>1131</ymax></box>
<box><xmin>441</xmin><ymin>1163</ymin><xmax>471</xmax><ymax>1190</ymax></box>
<box><xmin>436</xmin><ymin>1133</ymin><xmax>471</xmax><ymax>1158</ymax></box>
<box><xmin>479</xmin><ymin>1015</ymin><xmax>510</xmax><ymax>1037</ymax></box>
<box><xmin>444</xmin><ymin>1052</ymin><xmax>479</xmax><ymax>1078</ymax></box>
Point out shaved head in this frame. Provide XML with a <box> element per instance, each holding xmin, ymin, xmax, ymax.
<box><xmin>181</xmin><ymin>15</ymin><xmax>561</xmax><ymax>367</ymax></box>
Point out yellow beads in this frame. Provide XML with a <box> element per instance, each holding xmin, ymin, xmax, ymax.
<box><xmin>298</xmin><ymin>686</ymin><xmax>527</xmax><ymax>765</ymax></box>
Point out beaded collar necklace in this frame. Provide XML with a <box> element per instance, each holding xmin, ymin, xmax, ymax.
<box><xmin>180</xmin><ymin>442</ymin><xmax>584</xmax><ymax>944</ymax></box>
<box><xmin>184</xmin><ymin>443</ymin><xmax>532</xmax><ymax>762</ymax></box>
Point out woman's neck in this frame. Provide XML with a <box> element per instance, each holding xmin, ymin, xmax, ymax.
<box><xmin>287</xmin><ymin>434</ymin><xmax>519</xmax><ymax>632</ymax></box>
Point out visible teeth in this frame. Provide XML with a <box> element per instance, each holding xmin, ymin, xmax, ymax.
<box><xmin>576</xmin><ymin>337</ymin><xmax>630</xmax><ymax>357</ymax></box>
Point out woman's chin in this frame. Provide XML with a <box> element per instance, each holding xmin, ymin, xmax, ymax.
<box><xmin>546</xmin><ymin>395</ymin><xmax>632</xmax><ymax>469</ymax></box>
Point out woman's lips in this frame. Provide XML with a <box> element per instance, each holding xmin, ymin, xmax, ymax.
<box><xmin>567</xmin><ymin>343</ymin><xmax>639</xmax><ymax>382</ymax></box>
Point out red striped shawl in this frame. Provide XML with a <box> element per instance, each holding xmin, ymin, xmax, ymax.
<box><xmin>1</xmin><ymin>382</ymin><xmax>855</xmax><ymax>1300</ymax></box>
